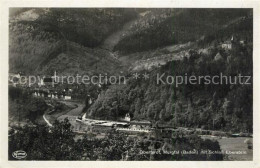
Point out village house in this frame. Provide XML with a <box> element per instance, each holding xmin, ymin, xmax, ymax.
<box><xmin>221</xmin><ymin>41</ymin><xmax>232</xmax><ymax>50</ymax></box>
<box><xmin>64</xmin><ymin>95</ymin><xmax>72</xmax><ymax>100</ymax></box>
<box><xmin>129</xmin><ymin>120</ymin><xmax>152</xmax><ymax>129</ymax></box>
<box><xmin>119</xmin><ymin>113</ymin><xmax>131</xmax><ymax>122</ymax></box>
<box><xmin>220</xmin><ymin>36</ymin><xmax>237</xmax><ymax>50</ymax></box>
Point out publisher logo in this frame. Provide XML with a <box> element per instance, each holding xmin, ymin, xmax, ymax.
<box><xmin>12</xmin><ymin>150</ymin><xmax>27</xmax><ymax>159</ymax></box>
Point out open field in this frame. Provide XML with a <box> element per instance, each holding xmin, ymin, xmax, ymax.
<box><xmin>201</xmin><ymin>136</ymin><xmax>253</xmax><ymax>160</ymax></box>
<box><xmin>218</xmin><ymin>137</ymin><xmax>253</xmax><ymax>160</ymax></box>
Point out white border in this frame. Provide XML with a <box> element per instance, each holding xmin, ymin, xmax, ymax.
<box><xmin>1</xmin><ymin>0</ymin><xmax>260</xmax><ymax>168</ymax></box>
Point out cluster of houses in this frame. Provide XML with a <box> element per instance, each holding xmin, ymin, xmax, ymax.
<box><xmin>74</xmin><ymin>113</ymin><xmax>178</xmax><ymax>138</ymax></box>
<box><xmin>220</xmin><ymin>36</ymin><xmax>247</xmax><ymax>50</ymax></box>
<box><xmin>75</xmin><ymin>117</ymin><xmax>153</xmax><ymax>134</ymax></box>
<box><xmin>32</xmin><ymin>90</ymin><xmax>72</xmax><ymax>100</ymax></box>
<box><xmin>73</xmin><ymin>111</ymin><xmax>253</xmax><ymax>140</ymax></box>
<box><xmin>116</xmin><ymin>120</ymin><xmax>152</xmax><ymax>133</ymax></box>
<box><xmin>9</xmin><ymin>71</ymin><xmax>75</xmax><ymax>100</ymax></box>
<box><xmin>8</xmin><ymin>72</ymin><xmax>55</xmax><ymax>88</ymax></box>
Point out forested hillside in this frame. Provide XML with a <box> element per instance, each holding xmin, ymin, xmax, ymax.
<box><xmin>86</xmin><ymin>18</ymin><xmax>253</xmax><ymax>133</ymax></box>
<box><xmin>114</xmin><ymin>9</ymin><xmax>251</xmax><ymax>54</ymax></box>
<box><xmin>9</xmin><ymin>87</ymin><xmax>48</xmax><ymax>125</ymax></box>
<box><xmin>9</xmin><ymin>8</ymin><xmax>136</xmax><ymax>74</ymax></box>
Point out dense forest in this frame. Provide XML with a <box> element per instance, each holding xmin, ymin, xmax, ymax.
<box><xmin>9</xmin><ymin>87</ymin><xmax>72</xmax><ymax>125</ymax></box>
<box><xmin>9</xmin><ymin>87</ymin><xmax>48</xmax><ymax>125</ymax></box>
<box><xmin>87</xmin><ymin>35</ymin><xmax>253</xmax><ymax>133</ymax></box>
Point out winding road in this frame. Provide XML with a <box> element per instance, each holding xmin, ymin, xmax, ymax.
<box><xmin>57</xmin><ymin>101</ymin><xmax>85</xmax><ymax>121</ymax></box>
<box><xmin>43</xmin><ymin>113</ymin><xmax>53</xmax><ymax>127</ymax></box>
<box><xmin>43</xmin><ymin>100</ymin><xmax>85</xmax><ymax>127</ymax></box>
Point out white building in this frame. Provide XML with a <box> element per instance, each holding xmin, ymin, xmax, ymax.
<box><xmin>221</xmin><ymin>42</ymin><xmax>232</xmax><ymax>50</ymax></box>
<box><xmin>38</xmin><ymin>78</ymin><xmax>44</xmax><ymax>87</ymax></box>
<box><xmin>64</xmin><ymin>95</ymin><xmax>71</xmax><ymax>100</ymax></box>
<box><xmin>88</xmin><ymin>98</ymin><xmax>93</xmax><ymax>105</ymax></box>
<box><xmin>120</xmin><ymin>113</ymin><xmax>131</xmax><ymax>122</ymax></box>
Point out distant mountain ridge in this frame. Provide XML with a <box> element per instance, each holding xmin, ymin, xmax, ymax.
<box><xmin>9</xmin><ymin>8</ymin><xmax>137</xmax><ymax>75</ymax></box>
<box><xmin>9</xmin><ymin>8</ymin><xmax>252</xmax><ymax>75</ymax></box>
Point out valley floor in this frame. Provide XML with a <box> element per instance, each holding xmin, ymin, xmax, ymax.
<box><xmin>44</xmin><ymin>99</ymin><xmax>253</xmax><ymax>161</ymax></box>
